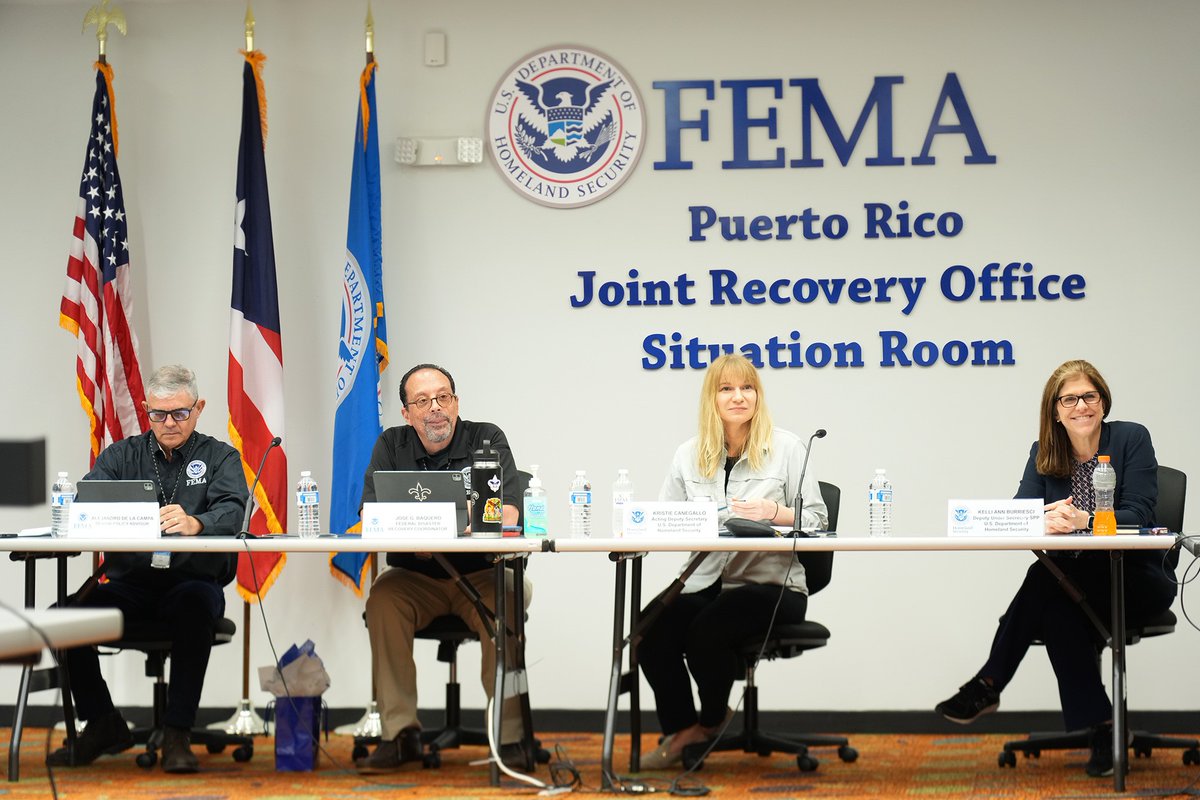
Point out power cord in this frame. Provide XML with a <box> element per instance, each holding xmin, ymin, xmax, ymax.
<box><xmin>1165</xmin><ymin>536</ymin><xmax>1200</xmax><ymax>635</ymax></box>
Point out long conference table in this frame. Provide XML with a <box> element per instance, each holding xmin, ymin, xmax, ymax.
<box><xmin>0</xmin><ymin>531</ymin><xmax>1180</xmax><ymax>792</ymax></box>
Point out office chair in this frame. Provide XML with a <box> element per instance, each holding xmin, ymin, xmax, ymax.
<box><xmin>999</xmin><ymin>465</ymin><xmax>1200</xmax><ymax>768</ymax></box>
<box><xmin>106</xmin><ymin>616</ymin><xmax>254</xmax><ymax>768</ymax></box>
<box><xmin>683</xmin><ymin>481</ymin><xmax>858</xmax><ymax>772</ymax></box>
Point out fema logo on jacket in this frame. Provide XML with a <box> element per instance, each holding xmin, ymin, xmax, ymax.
<box><xmin>488</xmin><ymin>46</ymin><xmax>645</xmax><ymax>208</ymax></box>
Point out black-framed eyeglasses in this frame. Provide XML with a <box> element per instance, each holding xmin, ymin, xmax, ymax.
<box><xmin>147</xmin><ymin>402</ymin><xmax>197</xmax><ymax>423</ymax></box>
<box><xmin>406</xmin><ymin>392</ymin><xmax>456</xmax><ymax>412</ymax></box>
<box><xmin>1057</xmin><ymin>391</ymin><xmax>1101</xmax><ymax>409</ymax></box>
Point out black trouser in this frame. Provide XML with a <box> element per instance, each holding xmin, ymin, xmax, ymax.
<box><xmin>979</xmin><ymin>553</ymin><xmax>1175</xmax><ymax>731</ymax></box>
<box><xmin>64</xmin><ymin>571</ymin><xmax>226</xmax><ymax>730</ymax></box>
<box><xmin>636</xmin><ymin>580</ymin><xmax>808</xmax><ymax>736</ymax></box>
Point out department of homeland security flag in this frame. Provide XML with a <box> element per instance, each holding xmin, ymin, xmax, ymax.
<box><xmin>330</xmin><ymin>61</ymin><xmax>389</xmax><ymax>594</ymax></box>
<box><xmin>60</xmin><ymin>64</ymin><xmax>148</xmax><ymax>463</ymax></box>
<box><xmin>229</xmin><ymin>50</ymin><xmax>287</xmax><ymax>602</ymax></box>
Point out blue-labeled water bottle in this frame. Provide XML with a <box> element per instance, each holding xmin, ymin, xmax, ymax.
<box><xmin>50</xmin><ymin>472</ymin><xmax>75</xmax><ymax>538</ymax></box>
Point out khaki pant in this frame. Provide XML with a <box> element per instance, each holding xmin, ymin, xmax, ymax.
<box><xmin>365</xmin><ymin>565</ymin><xmax>532</xmax><ymax>742</ymax></box>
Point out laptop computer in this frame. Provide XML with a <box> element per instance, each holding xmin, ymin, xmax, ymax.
<box><xmin>372</xmin><ymin>470</ymin><xmax>469</xmax><ymax>533</ymax></box>
<box><xmin>75</xmin><ymin>479</ymin><xmax>158</xmax><ymax>503</ymax></box>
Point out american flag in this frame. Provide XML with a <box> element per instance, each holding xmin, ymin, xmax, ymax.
<box><xmin>60</xmin><ymin>64</ymin><xmax>148</xmax><ymax>463</ymax></box>
<box><xmin>229</xmin><ymin>50</ymin><xmax>287</xmax><ymax>602</ymax></box>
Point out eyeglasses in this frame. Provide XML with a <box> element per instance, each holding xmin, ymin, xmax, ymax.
<box><xmin>406</xmin><ymin>392</ymin><xmax>456</xmax><ymax>412</ymax></box>
<box><xmin>1057</xmin><ymin>391</ymin><xmax>1101</xmax><ymax>409</ymax></box>
<box><xmin>147</xmin><ymin>402</ymin><xmax>197</xmax><ymax>423</ymax></box>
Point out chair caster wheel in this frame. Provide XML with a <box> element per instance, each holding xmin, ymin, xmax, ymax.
<box><xmin>1135</xmin><ymin>745</ymin><xmax>1152</xmax><ymax>759</ymax></box>
<box><xmin>681</xmin><ymin>751</ymin><xmax>705</xmax><ymax>771</ymax></box>
<box><xmin>206</xmin><ymin>743</ymin><xmax>226</xmax><ymax>754</ymax></box>
<box><xmin>1183</xmin><ymin>748</ymin><xmax>1200</xmax><ymax>766</ymax></box>
<box><xmin>136</xmin><ymin>751</ymin><xmax>157</xmax><ymax>769</ymax></box>
<box><xmin>998</xmin><ymin>750</ymin><xmax>1016</xmax><ymax>768</ymax></box>
<box><xmin>233</xmin><ymin>745</ymin><xmax>253</xmax><ymax>762</ymax></box>
<box><xmin>424</xmin><ymin>752</ymin><xmax>441</xmax><ymax>769</ymax></box>
<box><xmin>535</xmin><ymin>746</ymin><xmax>551</xmax><ymax>765</ymax></box>
<box><xmin>838</xmin><ymin>745</ymin><xmax>858</xmax><ymax>763</ymax></box>
<box><xmin>351</xmin><ymin>744</ymin><xmax>368</xmax><ymax>761</ymax></box>
<box><xmin>797</xmin><ymin>754</ymin><xmax>818</xmax><ymax>772</ymax></box>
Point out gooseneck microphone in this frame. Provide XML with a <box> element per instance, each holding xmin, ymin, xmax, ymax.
<box><xmin>725</xmin><ymin>427</ymin><xmax>826</xmax><ymax>538</ymax></box>
<box><xmin>790</xmin><ymin>428</ymin><xmax>827</xmax><ymax>535</ymax></box>
<box><xmin>239</xmin><ymin>436</ymin><xmax>282</xmax><ymax>536</ymax></box>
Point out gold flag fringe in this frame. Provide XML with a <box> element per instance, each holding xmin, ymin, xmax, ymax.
<box><xmin>94</xmin><ymin>61</ymin><xmax>119</xmax><ymax>158</ymax></box>
<box><xmin>240</xmin><ymin>49</ymin><xmax>269</xmax><ymax>148</ymax></box>
<box><xmin>359</xmin><ymin>60</ymin><xmax>377</xmax><ymax>150</ymax></box>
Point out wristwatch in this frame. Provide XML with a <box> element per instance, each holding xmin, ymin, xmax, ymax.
<box><xmin>1086</xmin><ymin>513</ymin><xmax>1095</xmax><ymax>531</ymax></box>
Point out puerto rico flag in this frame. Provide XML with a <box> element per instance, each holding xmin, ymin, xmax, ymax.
<box><xmin>60</xmin><ymin>63</ymin><xmax>148</xmax><ymax>463</ymax></box>
<box><xmin>330</xmin><ymin>61</ymin><xmax>389</xmax><ymax>594</ymax></box>
<box><xmin>229</xmin><ymin>50</ymin><xmax>287</xmax><ymax>601</ymax></box>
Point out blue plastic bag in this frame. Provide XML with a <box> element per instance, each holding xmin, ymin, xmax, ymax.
<box><xmin>274</xmin><ymin>696</ymin><xmax>321</xmax><ymax>771</ymax></box>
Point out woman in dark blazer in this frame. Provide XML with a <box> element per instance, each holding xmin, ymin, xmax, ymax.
<box><xmin>935</xmin><ymin>359</ymin><xmax>1177</xmax><ymax>778</ymax></box>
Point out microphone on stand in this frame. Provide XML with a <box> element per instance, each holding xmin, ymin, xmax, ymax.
<box><xmin>790</xmin><ymin>428</ymin><xmax>827</xmax><ymax>537</ymax></box>
<box><xmin>238</xmin><ymin>436</ymin><xmax>282</xmax><ymax>537</ymax></box>
<box><xmin>725</xmin><ymin>427</ymin><xmax>826</xmax><ymax>539</ymax></box>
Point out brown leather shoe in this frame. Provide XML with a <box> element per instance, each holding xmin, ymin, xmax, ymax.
<box><xmin>160</xmin><ymin>727</ymin><xmax>200</xmax><ymax>774</ymax></box>
<box><xmin>46</xmin><ymin>710</ymin><xmax>134</xmax><ymax>767</ymax></box>
<box><xmin>356</xmin><ymin>727</ymin><xmax>425</xmax><ymax>774</ymax></box>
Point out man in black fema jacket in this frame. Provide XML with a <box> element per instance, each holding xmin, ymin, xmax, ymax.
<box><xmin>48</xmin><ymin>364</ymin><xmax>247</xmax><ymax>774</ymax></box>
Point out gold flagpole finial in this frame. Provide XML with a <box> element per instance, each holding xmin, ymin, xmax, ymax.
<box><xmin>365</xmin><ymin>2</ymin><xmax>375</xmax><ymax>63</ymax></box>
<box><xmin>82</xmin><ymin>0</ymin><xmax>127</xmax><ymax>64</ymax></box>
<box><xmin>244</xmin><ymin>2</ymin><xmax>256</xmax><ymax>52</ymax></box>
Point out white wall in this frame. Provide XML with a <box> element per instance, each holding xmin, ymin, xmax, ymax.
<box><xmin>1</xmin><ymin>0</ymin><xmax>1197</xmax><ymax>721</ymax></box>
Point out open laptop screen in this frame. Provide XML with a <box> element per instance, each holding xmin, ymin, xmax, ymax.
<box><xmin>371</xmin><ymin>470</ymin><xmax>469</xmax><ymax>533</ymax></box>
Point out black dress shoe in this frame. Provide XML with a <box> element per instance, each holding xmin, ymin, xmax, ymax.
<box><xmin>1086</xmin><ymin>722</ymin><xmax>1115</xmax><ymax>778</ymax></box>
<box><xmin>499</xmin><ymin>740</ymin><xmax>535</xmax><ymax>771</ymax></box>
<box><xmin>356</xmin><ymin>727</ymin><xmax>425</xmax><ymax>774</ymax></box>
<box><xmin>46</xmin><ymin>710</ymin><xmax>134</xmax><ymax>767</ymax></box>
<box><xmin>161</xmin><ymin>726</ymin><xmax>199</xmax><ymax>774</ymax></box>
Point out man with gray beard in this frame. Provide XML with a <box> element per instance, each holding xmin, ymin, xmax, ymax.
<box><xmin>355</xmin><ymin>363</ymin><xmax>532</xmax><ymax>773</ymax></box>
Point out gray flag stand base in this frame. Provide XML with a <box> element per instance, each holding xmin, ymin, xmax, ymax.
<box><xmin>208</xmin><ymin>698</ymin><xmax>268</xmax><ymax>736</ymax></box>
<box><xmin>334</xmin><ymin>700</ymin><xmax>382</xmax><ymax>737</ymax></box>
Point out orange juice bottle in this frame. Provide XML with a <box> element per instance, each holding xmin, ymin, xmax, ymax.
<box><xmin>1092</xmin><ymin>455</ymin><xmax>1117</xmax><ymax>535</ymax></box>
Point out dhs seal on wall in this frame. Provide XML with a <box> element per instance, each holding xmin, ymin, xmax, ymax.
<box><xmin>487</xmin><ymin>46</ymin><xmax>645</xmax><ymax>208</ymax></box>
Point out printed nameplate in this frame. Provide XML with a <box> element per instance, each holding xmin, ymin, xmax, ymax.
<box><xmin>947</xmin><ymin>499</ymin><xmax>1043</xmax><ymax>537</ymax></box>
<box><xmin>623</xmin><ymin>501</ymin><xmax>719</xmax><ymax>539</ymax></box>
<box><xmin>361</xmin><ymin>502</ymin><xmax>457</xmax><ymax>539</ymax></box>
<box><xmin>67</xmin><ymin>502</ymin><xmax>159</xmax><ymax>539</ymax></box>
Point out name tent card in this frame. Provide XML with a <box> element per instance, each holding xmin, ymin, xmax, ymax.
<box><xmin>361</xmin><ymin>502</ymin><xmax>458</xmax><ymax>539</ymax></box>
<box><xmin>622</xmin><ymin>501</ymin><xmax>719</xmax><ymax>539</ymax></box>
<box><xmin>67</xmin><ymin>502</ymin><xmax>159</xmax><ymax>540</ymax></box>
<box><xmin>947</xmin><ymin>499</ymin><xmax>1043</xmax><ymax>537</ymax></box>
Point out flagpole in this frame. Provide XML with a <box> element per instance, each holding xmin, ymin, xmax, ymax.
<box><xmin>210</xmin><ymin>3</ymin><xmax>271</xmax><ymax>738</ymax></box>
<box><xmin>335</xmin><ymin>6</ymin><xmax>382</xmax><ymax>743</ymax></box>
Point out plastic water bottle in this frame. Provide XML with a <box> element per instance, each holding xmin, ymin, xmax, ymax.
<box><xmin>612</xmin><ymin>468</ymin><xmax>633</xmax><ymax>536</ymax></box>
<box><xmin>296</xmin><ymin>471</ymin><xmax>320</xmax><ymax>538</ymax></box>
<box><xmin>523</xmin><ymin>465</ymin><xmax>549</xmax><ymax>538</ymax></box>
<box><xmin>569</xmin><ymin>470</ymin><xmax>592</xmax><ymax>537</ymax></box>
<box><xmin>1092</xmin><ymin>455</ymin><xmax>1117</xmax><ymax>536</ymax></box>
<box><xmin>50</xmin><ymin>472</ymin><xmax>76</xmax><ymax>538</ymax></box>
<box><xmin>868</xmin><ymin>468</ymin><xmax>893</xmax><ymax>537</ymax></box>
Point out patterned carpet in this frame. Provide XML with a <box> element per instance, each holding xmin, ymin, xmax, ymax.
<box><xmin>6</xmin><ymin>728</ymin><xmax>1200</xmax><ymax>799</ymax></box>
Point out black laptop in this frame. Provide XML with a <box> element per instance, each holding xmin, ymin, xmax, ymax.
<box><xmin>371</xmin><ymin>470</ymin><xmax>469</xmax><ymax>533</ymax></box>
<box><xmin>75</xmin><ymin>480</ymin><xmax>158</xmax><ymax>503</ymax></box>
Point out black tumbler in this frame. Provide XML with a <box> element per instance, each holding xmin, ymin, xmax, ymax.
<box><xmin>470</xmin><ymin>439</ymin><xmax>503</xmax><ymax>537</ymax></box>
